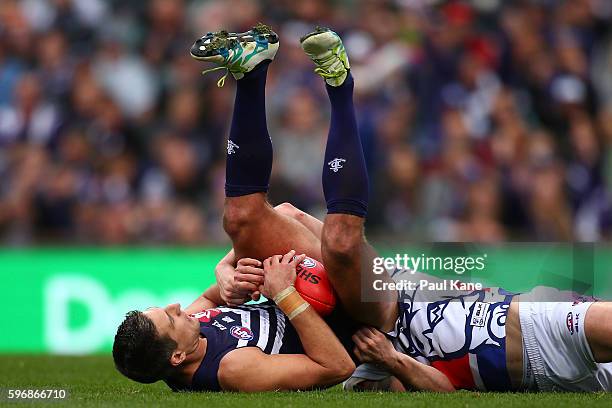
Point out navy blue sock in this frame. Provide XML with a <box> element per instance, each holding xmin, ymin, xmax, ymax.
<box><xmin>322</xmin><ymin>73</ymin><xmax>369</xmax><ymax>218</ymax></box>
<box><xmin>225</xmin><ymin>61</ymin><xmax>273</xmax><ymax>197</ymax></box>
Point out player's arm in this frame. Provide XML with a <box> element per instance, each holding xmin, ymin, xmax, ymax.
<box><xmin>186</xmin><ymin>255</ymin><xmax>263</xmax><ymax>313</ymax></box>
<box><xmin>215</xmin><ymin>249</ymin><xmax>265</xmax><ymax>305</ymax></box>
<box><xmin>353</xmin><ymin>327</ymin><xmax>455</xmax><ymax>392</ymax></box>
<box><xmin>183</xmin><ymin>284</ymin><xmax>224</xmax><ymax>314</ymax></box>
<box><xmin>218</xmin><ymin>250</ymin><xmax>355</xmax><ymax>391</ymax></box>
<box><xmin>185</xmin><ymin>249</ymin><xmax>259</xmax><ymax>313</ymax></box>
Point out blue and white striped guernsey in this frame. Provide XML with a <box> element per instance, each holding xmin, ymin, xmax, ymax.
<box><xmin>165</xmin><ymin>300</ymin><xmax>304</xmax><ymax>392</ymax></box>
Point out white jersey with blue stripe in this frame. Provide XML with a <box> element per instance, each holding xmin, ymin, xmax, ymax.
<box><xmin>390</xmin><ymin>271</ymin><xmax>516</xmax><ymax>390</ymax></box>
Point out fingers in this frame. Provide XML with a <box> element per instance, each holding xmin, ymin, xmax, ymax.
<box><xmin>250</xmin><ymin>291</ymin><xmax>261</xmax><ymax>301</ymax></box>
<box><xmin>237</xmin><ymin>258</ymin><xmax>262</xmax><ymax>267</ymax></box>
<box><xmin>264</xmin><ymin>251</ymin><xmax>308</xmax><ymax>267</ymax></box>
<box><xmin>234</xmin><ymin>275</ymin><xmax>264</xmax><ymax>288</ymax></box>
<box><xmin>290</xmin><ymin>253</ymin><xmax>307</xmax><ymax>266</ymax></box>
<box><xmin>234</xmin><ymin>266</ymin><xmax>264</xmax><ymax>286</ymax></box>
<box><xmin>235</xmin><ymin>265</ymin><xmax>264</xmax><ymax>276</ymax></box>
<box><xmin>363</xmin><ymin>326</ymin><xmax>383</xmax><ymax>340</ymax></box>
<box><xmin>272</xmin><ymin>254</ymin><xmax>282</xmax><ymax>265</ymax></box>
<box><xmin>352</xmin><ymin>332</ymin><xmax>368</xmax><ymax>350</ymax></box>
<box><xmin>355</xmin><ymin>327</ymin><xmax>371</xmax><ymax>338</ymax></box>
<box><xmin>281</xmin><ymin>250</ymin><xmax>296</xmax><ymax>264</ymax></box>
<box><xmin>221</xmin><ymin>290</ymin><xmax>249</xmax><ymax>306</ymax></box>
<box><xmin>225</xmin><ymin>298</ymin><xmax>247</xmax><ymax>306</ymax></box>
<box><xmin>353</xmin><ymin>346</ymin><xmax>374</xmax><ymax>363</ymax></box>
<box><xmin>263</xmin><ymin>257</ymin><xmax>272</xmax><ymax>271</ymax></box>
<box><xmin>232</xmin><ymin>281</ymin><xmax>259</xmax><ymax>293</ymax></box>
<box><xmin>353</xmin><ymin>329</ymin><xmax>377</xmax><ymax>350</ymax></box>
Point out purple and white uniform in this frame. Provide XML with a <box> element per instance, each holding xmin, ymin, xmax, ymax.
<box><xmin>165</xmin><ymin>301</ymin><xmax>303</xmax><ymax>391</ymax></box>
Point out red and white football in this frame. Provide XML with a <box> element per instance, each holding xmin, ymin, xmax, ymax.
<box><xmin>294</xmin><ymin>257</ymin><xmax>336</xmax><ymax>316</ymax></box>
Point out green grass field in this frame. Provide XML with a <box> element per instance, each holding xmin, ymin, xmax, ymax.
<box><xmin>1</xmin><ymin>355</ymin><xmax>611</xmax><ymax>407</ymax></box>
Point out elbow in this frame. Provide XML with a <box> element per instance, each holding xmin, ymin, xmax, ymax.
<box><xmin>440</xmin><ymin>383</ymin><xmax>456</xmax><ymax>393</ymax></box>
<box><xmin>342</xmin><ymin>360</ymin><xmax>357</xmax><ymax>380</ymax></box>
<box><xmin>330</xmin><ymin>358</ymin><xmax>356</xmax><ymax>384</ymax></box>
<box><xmin>430</xmin><ymin>380</ymin><xmax>455</xmax><ymax>393</ymax></box>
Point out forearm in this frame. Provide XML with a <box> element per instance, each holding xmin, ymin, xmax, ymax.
<box><xmin>387</xmin><ymin>353</ymin><xmax>455</xmax><ymax>392</ymax></box>
<box><xmin>184</xmin><ymin>284</ymin><xmax>224</xmax><ymax>314</ymax></box>
<box><xmin>215</xmin><ymin>249</ymin><xmax>236</xmax><ymax>279</ymax></box>
<box><xmin>290</xmin><ymin>304</ymin><xmax>355</xmax><ymax>381</ymax></box>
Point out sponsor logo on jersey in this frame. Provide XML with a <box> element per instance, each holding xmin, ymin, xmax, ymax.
<box><xmin>566</xmin><ymin>312</ymin><xmax>574</xmax><ymax>335</ymax></box>
<box><xmin>470</xmin><ymin>302</ymin><xmax>490</xmax><ymax>327</ymax></box>
<box><xmin>230</xmin><ymin>325</ymin><xmax>254</xmax><ymax>341</ymax></box>
<box><xmin>221</xmin><ymin>316</ymin><xmax>235</xmax><ymax>323</ymax></box>
<box><xmin>574</xmin><ymin>313</ymin><xmax>580</xmax><ymax>334</ymax></box>
<box><xmin>191</xmin><ymin>309</ymin><xmax>221</xmax><ymax>323</ymax></box>
<box><xmin>212</xmin><ymin>320</ymin><xmax>227</xmax><ymax>331</ymax></box>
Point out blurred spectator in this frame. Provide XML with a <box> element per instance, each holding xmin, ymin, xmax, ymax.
<box><xmin>0</xmin><ymin>0</ymin><xmax>611</xmax><ymax>245</ymax></box>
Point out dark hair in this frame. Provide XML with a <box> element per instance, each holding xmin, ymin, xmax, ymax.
<box><xmin>112</xmin><ymin>310</ymin><xmax>178</xmax><ymax>383</ymax></box>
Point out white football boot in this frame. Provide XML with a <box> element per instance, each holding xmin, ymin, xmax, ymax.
<box><xmin>190</xmin><ymin>23</ymin><xmax>279</xmax><ymax>87</ymax></box>
<box><xmin>300</xmin><ymin>27</ymin><xmax>350</xmax><ymax>87</ymax></box>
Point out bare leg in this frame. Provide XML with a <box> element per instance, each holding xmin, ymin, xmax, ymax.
<box><xmin>220</xmin><ymin>57</ymin><xmax>322</xmax><ymax>262</ymax></box>
<box><xmin>223</xmin><ymin>194</ymin><xmax>322</xmax><ymax>262</ymax></box>
<box><xmin>321</xmin><ymin>214</ymin><xmax>398</xmax><ymax>331</ymax></box>
<box><xmin>585</xmin><ymin>302</ymin><xmax>612</xmax><ymax>362</ymax></box>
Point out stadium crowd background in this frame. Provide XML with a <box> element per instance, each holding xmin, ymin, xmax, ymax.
<box><xmin>0</xmin><ymin>0</ymin><xmax>611</xmax><ymax>245</ymax></box>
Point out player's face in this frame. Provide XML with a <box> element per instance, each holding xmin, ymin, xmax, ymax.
<box><xmin>144</xmin><ymin>303</ymin><xmax>200</xmax><ymax>352</ymax></box>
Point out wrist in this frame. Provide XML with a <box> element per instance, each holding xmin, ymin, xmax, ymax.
<box><xmin>272</xmin><ymin>285</ymin><xmax>295</xmax><ymax>303</ymax></box>
<box><xmin>385</xmin><ymin>351</ymin><xmax>404</xmax><ymax>372</ymax></box>
<box><xmin>273</xmin><ymin>286</ymin><xmax>310</xmax><ymax>320</ymax></box>
<box><xmin>214</xmin><ymin>262</ymin><xmax>228</xmax><ymax>277</ymax></box>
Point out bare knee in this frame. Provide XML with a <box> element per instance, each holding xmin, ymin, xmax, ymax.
<box><xmin>322</xmin><ymin>215</ymin><xmax>363</xmax><ymax>262</ymax></box>
<box><xmin>223</xmin><ymin>198</ymin><xmax>262</xmax><ymax>237</ymax></box>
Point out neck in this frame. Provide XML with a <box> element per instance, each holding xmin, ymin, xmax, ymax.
<box><xmin>170</xmin><ymin>337</ymin><xmax>207</xmax><ymax>385</ymax></box>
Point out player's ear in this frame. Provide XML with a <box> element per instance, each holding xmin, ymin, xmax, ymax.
<box><xmin>169</xmin><ymin>350</ymin><xmax>186</xmax><ymax>367</ymax></box>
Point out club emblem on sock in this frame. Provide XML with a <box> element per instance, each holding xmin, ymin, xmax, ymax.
<box><xmin>328</xmin><ymin>158</ymin><xmax>346</xmax><ymax>172</ymax></box>
<box><xmin>227</xmin><ymin>140</ymin><xmax>239</xmax><ymax>155</ymax></box>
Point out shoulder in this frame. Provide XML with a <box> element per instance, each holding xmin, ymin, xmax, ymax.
<box><xmin>218</xmin><ymin>347</ymin><xmax>266</xmax><ymax>390</ymax></box>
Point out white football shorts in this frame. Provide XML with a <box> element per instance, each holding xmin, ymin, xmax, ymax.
<box><xmin>519</xmin><ymin>286</ymin><xmax>612</xmax><ymax>391</ymax></box>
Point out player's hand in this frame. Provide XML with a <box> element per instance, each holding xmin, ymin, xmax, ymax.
<box><xmin>262</xmin><ymin>250</ymin><xmax>306</xmax><ymax>300</ymax></box>
<box><xmin>352</xmin><ymin>327</ymin><xmax>398</xmax><ymax>369</ymax></box>
<box><xmin>215</xmin><ymin>258</ymin><xmax>264</xmax><ymax>306</ymax></box>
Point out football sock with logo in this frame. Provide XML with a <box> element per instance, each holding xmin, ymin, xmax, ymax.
<box><xmin>322</xmin><ymin>72</ymin><xmax>368</xmax><ymax>218</ymax></box>
<box><xmin>225</xmin><ymin>60</ymin><xmax>273</xmax><ymax>197</ymax></box>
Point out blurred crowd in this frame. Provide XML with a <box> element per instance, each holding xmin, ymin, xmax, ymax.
<box><xmin>0</xmin><ymin>0</ymin><xmax>611</xmax><ymax>245</ymax></box>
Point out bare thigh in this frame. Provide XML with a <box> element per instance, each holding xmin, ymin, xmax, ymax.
<box><xmin>321</xmin><ymin>214</ymin><xmax>398</xmax><ymax>331</ymax></box>
<box><xmin>224</xmin><ymin>194</ymin><xmax>322</xmax><ymax>262</ymax></box>
<box><xmin>585</xmin><ymin>302</ymin><xmax>612</xmax><ymax>362</ymax></box>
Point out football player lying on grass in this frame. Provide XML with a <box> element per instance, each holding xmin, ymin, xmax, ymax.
<box><xmin>114</xmin><ymin>250</ymin><xmax>357</xmax><ymax>392</ymax></box>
